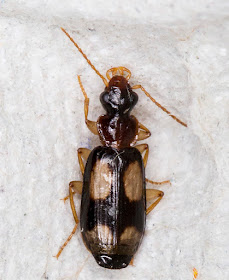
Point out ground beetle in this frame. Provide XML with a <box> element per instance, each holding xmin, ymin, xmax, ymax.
<box><xmin>55</xmin><ymin>28</ymin><xmax>187</xmax><ymax>269</ymax></box>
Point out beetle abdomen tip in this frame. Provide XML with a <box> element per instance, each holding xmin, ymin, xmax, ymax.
<box><xmin>94</xmin><ymin>253</ymin><xmax>132</xmax><ymax>269</ymax></box>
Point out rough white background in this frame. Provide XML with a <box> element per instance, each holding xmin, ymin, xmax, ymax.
<box><xmin>0</xmin><ymin>1</ymin><xmax>229</xmax><ymax>279</ymax></box>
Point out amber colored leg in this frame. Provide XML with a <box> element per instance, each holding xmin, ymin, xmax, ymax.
<box><xmin>137</xmin><ymin>122</ymin><xmax>151</xmax><ymax>141</ymax></box>
<box><xmin>69</xmin><ymin>184</ymin><xmax>79</xmax><ymax>225</ymax></box>
<box><xmin>135</xmin><ymin>144</ymin><xmax>149</xmax><ymax>168</ymax></box>
<box><xmin>61</xmin><ymin>181</ymin><xmax>83</xmax><ymax>203</ymax></box>
<box><xmin>55</xmin><ymin>147</ymin><xmax>90</xmax><ymax>258</ymax></box>
<box><xmin>135</xmin><ymin>144</ymin><xmax>170</xmax><ymax>212</ymax></box>
<box><xmin>146</xmin><ymin>178</ymin><xmax>171</xmax><ymax>185</ymax></box>
<box><xmin>77</xmin><ymin>75</ymin><xmax>99</xmax><ymax>135</ymax></box>
<box><xmin>55</xmin><ymin>224</ymin><xmax>78</xmax><ymax>259</ymax></box>
<box><xmin>135</xmin><ymin>143</ymin><xmax>171</xmax><ymax>185</ymax></box>
<box><xmin>61</xmin><ymin>148</ymin><xmax>90</xmax><ymax>203</ymax></box>
<box><xmin>69</xmin><ymin>181</ymin><xmax>82</xmax><ymax>194</ymax></box>
<box><xmin>132</xmin><ymin>85</ymin><xmax>187</xmax><ymax>127</ymax></box>
<box><xmin>193</xmin><ymin>268</ymin><xmax>198</xmax><ymax>279</ymax></box>
<box><xmin>78</xmin><ymin>147</ymin><xmax>91</xmax><ymax>175</ymax></box>
<box><xmin>129</xmin><ymin>257</ymin><xmax>134</xmax><ymax>266</ymax></box>
<box><xmin>146</xmin><ymin>189</ymin><xmax>164</xmax><ymax>215</ymax></box>
<box><xmin>55</xmin><ymin>184</ymin><xmax>80</xmax><ymax>259</ymax></box>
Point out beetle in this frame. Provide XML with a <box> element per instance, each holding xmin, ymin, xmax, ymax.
<box><xmin>55</xmin><ymin>28</ymin><xmax>187</xmax><ymax>269</ymax></box>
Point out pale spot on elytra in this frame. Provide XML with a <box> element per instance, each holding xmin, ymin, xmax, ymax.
<box><xmin>90</xmin><ymin>159</ymin><xmax>112</xmax><ymax>199</ymax></box>
<box><xmin>123</xmin><ymin>161</ymin><xmax>143</xmax><ymax>201</ymax></box>
<box><xmin>120</xmin><ymin>226</ymin><xmax>141</xmax><ymax>242</ymax></box>
<box><xmin>85</xmin><ymin>224</ymin><xmax>114</xmax><ymax>245</ymax></box>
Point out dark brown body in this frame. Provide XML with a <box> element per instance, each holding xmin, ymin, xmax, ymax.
<box><xmin>80</xmin><ymin>146</ymin><xmax>146</xmax><ymax>269</ymax></box>
<box><xmin>58</xmin><ymin>28</ymin><xmax>187</xmax><ymax>270</ymax></box>
<box><xmin>79</xmin><ymin>76</ymin><xmax>146</xmax><ymax>269</ymax></box>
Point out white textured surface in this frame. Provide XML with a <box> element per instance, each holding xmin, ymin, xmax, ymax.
<box><xmin>0</xmin><ymin>1</ymin><xmax>229</xmax><ymax>279</ymax></box>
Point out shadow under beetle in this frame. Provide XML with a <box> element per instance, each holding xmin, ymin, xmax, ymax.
<box><xmin>55</xmin><ymin>28</ymin><xmax>187</xmax><ymax>269</ymax></box>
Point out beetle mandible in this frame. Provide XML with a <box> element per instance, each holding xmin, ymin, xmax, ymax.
<box><xmin>55</xmin><ymin>28</ymin><xmax>187</xmax><ymax>269</ymax></box>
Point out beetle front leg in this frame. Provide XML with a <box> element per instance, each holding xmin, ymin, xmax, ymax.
<box><xmin>146</xmin><ymin>189</ymin><xmax>164</xmax><ymax>215</ymax></box>
<box><xmin>137</xmin><ymin>122</ymin><xmax>151</xmax><ymax>141</ymax></box>
<box><xmin>78</xmin><ymin>75</ymin><xmax>99</xmax><ymax>135</ymax></box>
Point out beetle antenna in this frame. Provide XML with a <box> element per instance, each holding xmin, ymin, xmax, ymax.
<box><xmin>132</xmin><ymin>84</ymin><xmax>187</xmax><ymax>127</ymax></box>
<box><xmin>61</xmin><ymin>27</ymin><xmax>108</xmax><ymax>87</ymax></box>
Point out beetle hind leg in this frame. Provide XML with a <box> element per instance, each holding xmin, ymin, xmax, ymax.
<box><xmin>55</xmin><ymin>183</ymin><xmax>81</xmax><ymax>259</ymax></box>
<box><xmin>55</xmin><ymin>224</ymin><xmax>78</xmax><ymax>259</ymax></box>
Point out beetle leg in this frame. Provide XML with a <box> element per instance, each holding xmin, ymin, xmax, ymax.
<box><xmin>129</xmin><ymin>257</ymin><xmax>135</xmax><ymax>266</ymax></box>
<box><xmin>135</xmin><ymin>144</ymin><xmax>171</xmax><ymax>185</ymax></box>
<box><xmin>137</xmin><ymin>122</ymin><xmax>151</xmax><ymax>141</ymax></box>
<box><xmin>69</xmin><ymin>183</ymin><xmax>79</xmax><ymax>225</ymax></box>
<box><xmin>78</xmin><ymin>147</ymin><xmax>91</xmax><ymax>175</ymax></box>
<box><xmin>55</xmin><ymin>184</ymin><xmax>80</xmax><ymax>259</ymax></box>
<box><xmin>69</xmin><ymin>181</ymin><xmax>82</xmax><ymax>194</ymax></box>
<box><xmin>146</xmin><ymin>189</ymin><xmax>164</xmax><ymax>215</ymax></box>
<box><xmin>61</xmin><ymin>147</ymin><xmax>90</xmax><ymax>203</ymax></box>
<box><xmin>146</xmin><ymin>178</ymin><xmax>171</xmax><ymax>185</ymax></box>
<box><xmin>55</xmin><ymin>224</ymin><xmax>78</xmax><ymax>259</ymax></box>
<box><xmin>77</xmin><ymin>75</ymin><xmax>99</xmax><ymax>135</ymax></box>
<box><xmin>132</xmin><ymin>84</ymin><xmax>187</xmax><ymax>127</ymax></box>
<box><xmin>61</xmin><ymin>181</ymin><xmax>83</xmax><ymax>203</ymax></box>
<box><xmin>135</xmin><ymin>144</ymin><xmax>149</xmax><ymax>168</ymax></box>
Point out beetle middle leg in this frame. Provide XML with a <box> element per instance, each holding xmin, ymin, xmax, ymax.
<box><xmin>61</xmin><ymin>148</ymin><xmax>90</xmax><ymax>202</ymax></box>
<box><xmin>146</xmin><ymin>189</ymin><xmax>164</xmax><ymax>215</ymax></box>
<box><xmin>78</xmin><ymin>147</ymin><xmax>91</xmax><ymax>175</ymax></box>
<box><xmin>61</xmin><ymin>181</ymin><xmax>83</xmax><ymax>203</ymax></box>
<box><xmin>135</xmin><ymin>143</ymin><xmax>149</xmax><ymax>167</ymax></box>
<box><xmin>135</xmin><ymin>144</ymin><xmax>171</xmax><ymax>185</ymax></box>
<box><xmin>66</xmin><ymin>147</ymin><xmax>92</xmax><ymax>231</ymax></box>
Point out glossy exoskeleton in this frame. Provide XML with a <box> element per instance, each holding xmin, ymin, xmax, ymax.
<box><xmin>55</xmin><ymin>28</ymin><xmax>187</xmax><ymax>269</ymax></box>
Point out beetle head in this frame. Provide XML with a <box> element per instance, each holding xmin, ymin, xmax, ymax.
<box><xmin>100</xmin><ymin>75</ymin><xmax>138</xmax><ymax>115</ymax></box>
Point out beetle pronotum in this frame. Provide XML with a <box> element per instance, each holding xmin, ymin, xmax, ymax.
<box><xmin>55</xmin><ymin>28</ymin><xmax>187</xmax><ymax>269</ymax></box>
